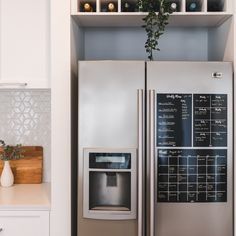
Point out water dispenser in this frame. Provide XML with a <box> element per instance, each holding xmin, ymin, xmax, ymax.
<box><xmin>83</xmin><ymin>148</ymin><xmax>137</xmax><ymax>220</ymax></box>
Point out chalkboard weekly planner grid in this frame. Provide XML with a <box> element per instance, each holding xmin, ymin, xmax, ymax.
<box><xmin>156</xmin><ymin>94</ymin><xmax>228</xmax><ymax>203</ymax></box>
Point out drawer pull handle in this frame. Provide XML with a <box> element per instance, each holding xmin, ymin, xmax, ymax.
<box><xmin>0</xmin><ymin>83</ymin><xmax>28</xmax><ymax>87</ymax></box>
<box><xmin>0</xmin><ymin>228</ymin><xmax>3</xmax><ymax>232</ymax></box>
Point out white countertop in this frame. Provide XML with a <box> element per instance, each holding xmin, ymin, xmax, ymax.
<box><xmin>0</xmin><ymin>183</ymin><xmax>50</xmax><ymax>211</ymax></box>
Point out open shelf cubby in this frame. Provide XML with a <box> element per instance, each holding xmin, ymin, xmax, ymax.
<box><xmin>207</xmin><ymin>0</ymin><xmax>226</xmax><ymax>12</ymax></box>
<box><xmin>74</xmin><ymin>0</ymin><xmax>228</xmax><ymax>13</ymax></box>
<box><xmin>71</xmin><ymin>0</ymin><xmax>232</xmax><ymax>27</ymax></box>
<box><xmin>186</xmin><ymin>0</ymin><xmax>205</xmax><ymax>12</ymax></box>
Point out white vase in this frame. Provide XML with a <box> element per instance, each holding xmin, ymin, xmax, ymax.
<box><xmin>0</xmin><ymin>161</ymin><xmax>14</xmax><ymax>187</ymax></box>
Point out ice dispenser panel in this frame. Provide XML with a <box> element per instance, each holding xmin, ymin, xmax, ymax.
<box><xmin>89</xmin><ymin>172</ymin><xmax>131</xmax><ymax>211</ymax></box>
<box><xmin>89</xmin><ymin>152</ymin><xmax>131</xmax><ymax>169</ymax></box>
<box><xmin>83</xmin><ymin>149</ymin><xmax>137</xmax><ymax>220</ymax></box>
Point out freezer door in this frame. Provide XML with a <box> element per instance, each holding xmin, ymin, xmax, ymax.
<box><xmin>147</xmin><ymin>61</ymin><xmax>233</xmax><ymax>236</ymax></box>
<box><xmin>78</xmin><ymin>61</ymin><xmax>145</xmax><ymax>236</ymax></box>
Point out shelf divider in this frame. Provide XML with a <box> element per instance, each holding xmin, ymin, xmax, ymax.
<box><xmin>203</xmin><ymin>0</ymin><xmax>207</xmax><ymax>13</ymax></box>
<box><xmin>181</xmin><ymin>0</ymin><xmax>186</xmax><ymax>12</ymax></box>
<box><xmin>118</xmin><ymin>0</ymin><xmax>121</xmax><ymax>13</ymax></box>
<box><xmin>96</xmin><ymin>0</ymin><xmax>100</xmax><ymax>12</ymax></box>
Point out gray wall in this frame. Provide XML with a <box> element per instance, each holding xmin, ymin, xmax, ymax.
<box><xmin>84</xmin><ymin>27</ymin><xmax>208</xmax><ymax>61</ymax></box>
<box><xmin>208</xmin><ymin>18</ymin><xmax>233</xmax><ymax>61</ymax></box>
<box><xmin>0</xmin><ymin>89</ymin><xmax>51</xmax><ymax>182</ymax></box>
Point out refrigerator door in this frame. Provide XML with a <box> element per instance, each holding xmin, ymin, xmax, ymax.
<box><xmin>78</xmin><ymin>61</ymin><xmax>145</xmax><ymax>236</ymax></box>
<box><xmin>147</xmin><ymin>61</ymin><xmax>233</xmax><ymax>236</ymax></box>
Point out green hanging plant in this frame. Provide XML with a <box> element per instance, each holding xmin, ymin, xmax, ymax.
<box><xmin>138</xmin><ymin>0</ymin><xmax>173</xmax><ymax>60</ymax></box>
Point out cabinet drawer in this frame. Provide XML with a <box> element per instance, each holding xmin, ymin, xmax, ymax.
<box><xmin>0</xmin><ymin>211</ymin><xmax>49</xmax><ymax>236</ymax></box>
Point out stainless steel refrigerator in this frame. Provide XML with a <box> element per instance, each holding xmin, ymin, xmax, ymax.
<box><xmin>78</xmin><ymin>61</ymin><xmax>233</xmax><ymax>236</ymax></box>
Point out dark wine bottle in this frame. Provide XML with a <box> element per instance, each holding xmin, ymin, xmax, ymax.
<box><xmin>136</xmin><ymin>1</ymin><xmax>159</xmax><ymax>12</ymax></box>
<box><xmin>186</xmin><ymin>1</ymin><xmax>200</xmax><ymax>12</ymax></box>
<box><xmin>81</xmin><ymin>2</ymin><xmax>93</xmax><ymax>12</ymax></box>
<box><xmin>121</xmin><ymin>2</ymin><xmax>135</xmax><ymax>12</ymax></box>
<box><xmin>208</xmin><ymin>1</ymin><xmax>222</xmax><ymax>12</ymax></box>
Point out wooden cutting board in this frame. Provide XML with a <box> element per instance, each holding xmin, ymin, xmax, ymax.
<box><xmin>0</xmin><ymin>146</ymin><xmax>43</xmax><ymax>184</ymax></box>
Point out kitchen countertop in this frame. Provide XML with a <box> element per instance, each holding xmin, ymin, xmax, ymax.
<box><xmin>0</xmin><ymin>183</ymin><xmax>50</xmax><ymax>210</ymax></box>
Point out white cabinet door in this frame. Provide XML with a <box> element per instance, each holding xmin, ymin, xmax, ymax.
<box><xmin>0</xmin><ymin>211</ymin><xmax>49</xmax><ymax>236</ymax></box>
<box><xmin>0</xmin><ymin>0</ymin><xmax>50</xmax><ymax>88</ymax></box>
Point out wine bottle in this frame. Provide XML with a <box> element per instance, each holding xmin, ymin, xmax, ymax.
<box><xmin>170</xmin><ymin>2</ymin><xmax>178</xmax><ymax>12</ymax></box>
<box><xmin>136</xmin><ymin>1</ymin><xmax>159</xmax><ymax>12</ymax></box>
<box><xmin>186</xmin><ymin>2</ymin><xmax>200</xmax><ymax>12</ymax></box>
<box><xmin>82</xmin><ymin>2</ymin><xmax>93</xmax><ymax>12</ymax></box>
<box><xmin>107</xmin><ymin>2</ymin><xmax>116</xmax><ymax>12</ymax></box>
<box><xmin>208</xmin><ymin>2</ymin><xmax>222</xmax><ymax>12</ymax></box>
<box><xmin>122</xmin><ymin>2</ymin><xmax>135</xmax><ymax>12</ymax></box>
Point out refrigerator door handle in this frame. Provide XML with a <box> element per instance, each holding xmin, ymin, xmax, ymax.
<box><xmin>149</xmin><ymin>90</ymin><xmax>155</xmax><ymax>236</ymax></box>
<box><xmin>138</xmin><ymin>89</ymin><xmax>144</xmax><ymax>236</ymax></box>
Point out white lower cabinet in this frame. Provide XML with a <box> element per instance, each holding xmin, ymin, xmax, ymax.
<box><xmin>0</xmin><ymin>211</ymin><xmax>49</xmax><ymax>236</ymax></box>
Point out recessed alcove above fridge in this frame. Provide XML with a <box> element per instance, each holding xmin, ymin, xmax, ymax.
<box><xmin>71</xmin><ymin>15</ymin><xmax>233</xmax><ymax>63</ymax></box>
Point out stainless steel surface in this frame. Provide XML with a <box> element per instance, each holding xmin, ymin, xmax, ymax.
<box><xmin>78</xmin><ymin>61</ymin><xmax>233</xmax><ymax>236</ymax></box>
<box><xmin>149</xmin><ymin>90</ymin><xmax>155</xmax><ymax>236</ymax></box>
<box><xmin>138</xmin><ymin>89</ymin><xmax>144</xmax><ymax>236</ymax></box>
<box><xmin>89</xmin><ymin>172</ymin><xmax>131</xmax><ymax>208</ymax></box>
<box><xmin>83</xmin><ymin>148</ymin><xmax>137</xmax><ymax>220</ymax></box>
<box><xmin>0</xmin><ymin>82</ymin><xmax>27</xmax><ymax>87</ymax></box>
<box><xmin>147</xmin><ymin>61</ymin><xmax>233</xmax><ymax>236</ymax></box>
<box><xmin>78</xmin><ymin>61</ymin><xmax>145</xmax><ymax>236</ymax></box>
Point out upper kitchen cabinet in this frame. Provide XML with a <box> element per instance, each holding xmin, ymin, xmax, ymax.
<box><xmin>0</xmin><ymin>0</ymin><xmax>50</xmax><ymax>88</ymax></box>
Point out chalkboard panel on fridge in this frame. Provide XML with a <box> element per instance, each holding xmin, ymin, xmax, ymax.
<box><xmin>156</xmin><ymin>94</ymin><xmax>192</xmax><ymax>147</ymax></box>
<box><xmin>193</xmin><ymin>94</ymin><xmax>227</xmax><ymax>147</ymax></box>
<box><xmin>157</xmin><ymin>149</ymin><xmax>227</xmax><ymax>203</ymax></box>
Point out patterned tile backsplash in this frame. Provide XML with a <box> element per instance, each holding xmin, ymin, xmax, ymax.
<box><xmin>0</xmin><ymin>89</ymin><xmax>51</xmax><ymax>182</ymax></box>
